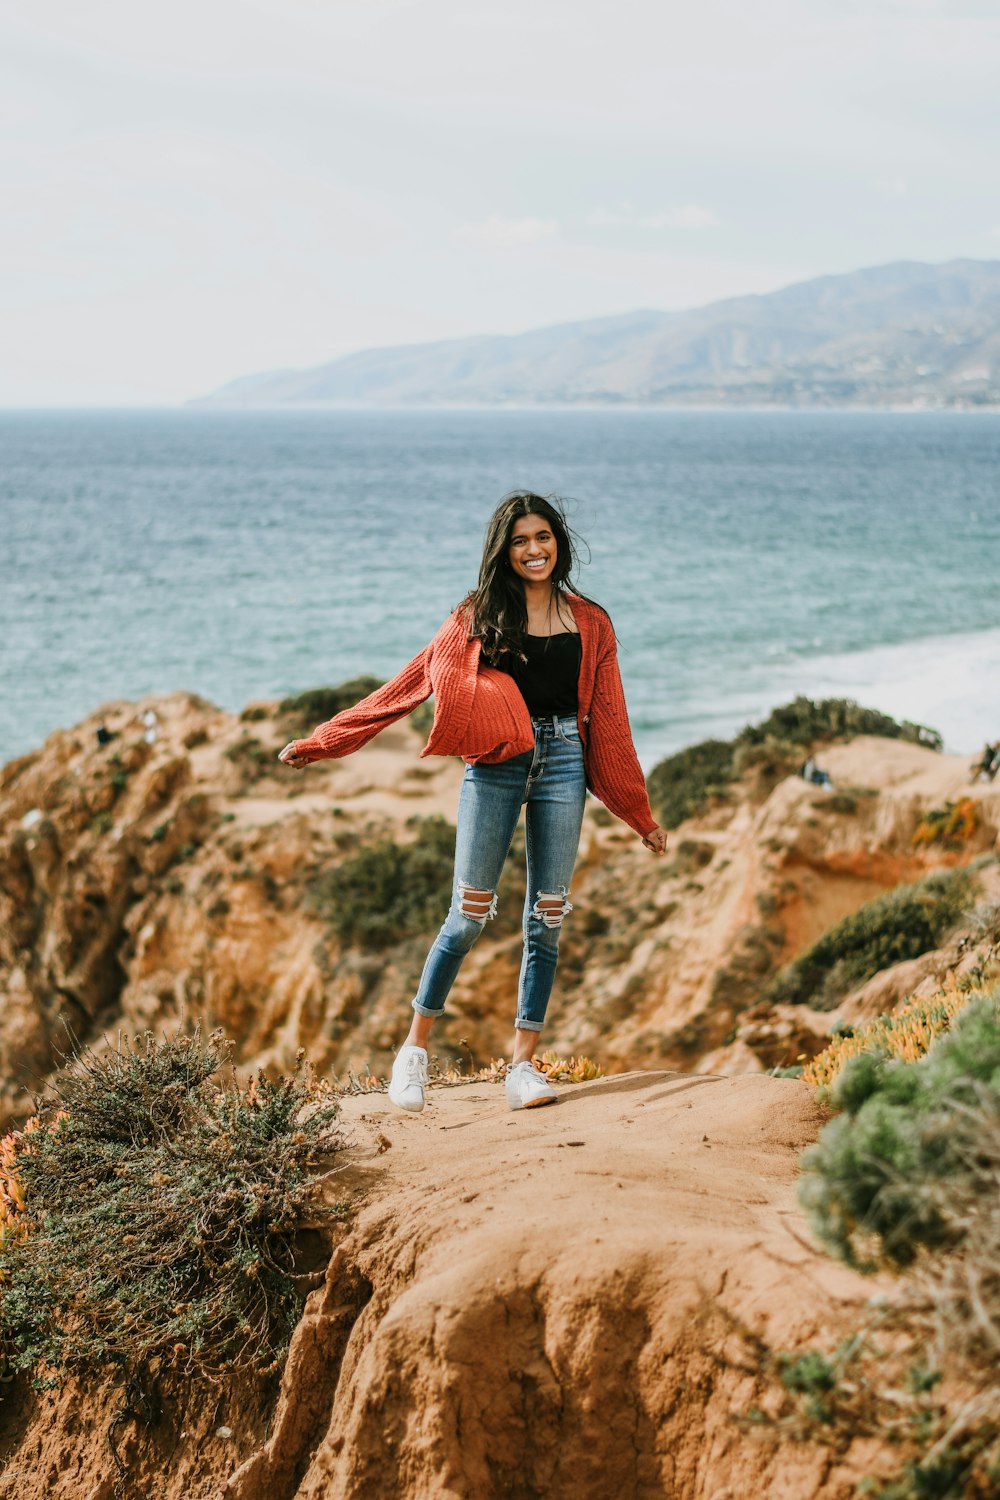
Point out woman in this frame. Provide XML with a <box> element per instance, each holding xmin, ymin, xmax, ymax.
<box><xmin>279</xmin><ymin>493</ymin><xmax>667</xmax><ymax>1113</ymax></box>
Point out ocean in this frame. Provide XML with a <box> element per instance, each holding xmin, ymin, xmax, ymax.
<box><xmin>2</xmin><ymin>408</ymin><xmax>999</xmax><ymax>771</ymax></box>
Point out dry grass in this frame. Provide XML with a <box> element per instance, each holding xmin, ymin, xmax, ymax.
<box><xmin>913</xmin><ymin>797</ymin><xmax>980</xmax><ymax>848</ymax></box>
<box><xmin>328</xmin><ymin>1051</ymin><xmax>605</xmax><ymax>1096</ymax></box>
<box><xmin>803</xmin><ymin>979</ymin><xmax>980</xmax><ymax>1087</ymax></box>
<box><xmin>0</xmin><ymin>1031</ymin><xmax>343</xmax><ymax>1384</ymax></box>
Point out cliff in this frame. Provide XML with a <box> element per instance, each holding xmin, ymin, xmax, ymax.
<box><xmin>2</xmin><ymin>691</ymin><xmax>998</xmax><ymax>1129</ymax></box>
<box><xmin>2</xmin><ymin>1066</ymin><xmax>898</xmax><ymax>1500</ymax></box>
<box><xmin>2</xmin><ymin>694</ymin><xmax>999</xmax><ymax>1497</ymax></box>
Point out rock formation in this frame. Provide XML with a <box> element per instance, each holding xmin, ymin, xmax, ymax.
<box><xmin>1</xmin><ymin>1068</ymin><xmax>905</xmax><ymax>1500</ymax></box>
<box><xmin>2</xmin><ymin>694</ymin><xmax>999</xmax><ymax>1498</ymax></box>
<box><xmin>1</xmin><ymin>694</ymin><xmax>998</xmax><ymax>1128</ymax></box>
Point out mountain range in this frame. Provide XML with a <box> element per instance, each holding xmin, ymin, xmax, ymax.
<box><xmin>193</xmin><ymin>258</ymin><xmax>1000</xmax><ymax>409</ymax></box>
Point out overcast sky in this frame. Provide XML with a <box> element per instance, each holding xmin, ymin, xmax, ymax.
<box><xmin>2</xmin><ymin>0</ymin><xmax>999</xmax><ymax>405</ymax></box>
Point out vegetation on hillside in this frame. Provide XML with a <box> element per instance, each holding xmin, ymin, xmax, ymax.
<box><xmin>800</xmin><ymin>990</ymin><xmax>1000</xmax><ymax>1269</ymax></box>
<box><xmin>277</xmin><ymin>677</ymin><xmax>434</xmax><ymax>740</ymax></box>
<box><xmin>735</xmin><ymin>957</ymin><xmax>1000</xmax><ymax>1499</ymax></box>
<box><xmin>646</xmin><ymin>695</ymin><xmax>941</xmax><ymax>829</ymax></box>
<box><xmin>308</xmin><ymin>814</ymin><xmax>457</xmax><ymax>948</ymax></box>
<box><xmin>0</xmin><ymin>1031</ymin><xmax>341</xmax><ymax>1384</ymax></box>
<box><xmin>802</xmin><ymin>978</ymin><xmax>976</xmax><ymax>1087</ymax></box>
<box><xmin>645</xmin><ymin>738</ymin><xmax>735</xmax><ymax>831</ymax></box>
<box><xmin>913</xmin><ymin>797</ymin><xmax>980</xmax><ymax>849</ymax></box>
<box><xmin>764</xmin><ymin>866</ymin><xmax>976</xmax><ymax>1011</ymax></box>
<box><xmin>278</xmin><ymin>677</ymin><xmax>385</xmax><ymax>734</ymax></box>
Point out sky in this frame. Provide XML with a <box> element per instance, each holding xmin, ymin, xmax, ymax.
<box><xmin>2</xmin><ymin>0</ymin><xmax>999</xmax><ymax>405</ymax></box>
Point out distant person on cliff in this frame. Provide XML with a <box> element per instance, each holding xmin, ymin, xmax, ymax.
<box><xmin>799</xmin><ymin>756</ymin><xmax>833</xmax><ymax>790</ymax></box>
<box><xmin>971</xmin><ymin>740</ymin><xmax>1000</xmax><ymax>782</ymax></box>
<box><xmin>278</xmin><ymin>492</ymin><xmax>668</xmax><ymax>1113</ymax></box>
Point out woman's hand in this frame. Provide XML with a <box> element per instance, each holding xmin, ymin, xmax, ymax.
<box><xmin>278</xmin><ymin>741</ymin><xmax>308</xmax><ymax>770</ymax></box>
<box><xmin>641</xmin><ymin>825</ymin><xmax>668</xmax><ymax>855</ymax></box>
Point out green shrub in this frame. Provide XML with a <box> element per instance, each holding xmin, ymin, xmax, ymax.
<box><xmin>223</xmin><ymin>733</ymin><xmax>274</xmax><ymax>778</ymax></box>
<box><xmin>733</xmin><ymin>989</ymin><xmax>1000</xmax><ymax>1498</ymax></box>
<box><xmin>646</xmin><ymin>738</ymin><xmax>735</xmax><ymax>830</ymax></box>
<box><xmin>731</xmin><ymin>736</ymin><xmax>803</xmax><ymax>796</ymax></box>
<box><xmin>278</xmin><ymin>678</ymin><xmax>384</xmax><ymax>735</ymax></box>
<box><xmin>645</xmin><ymin>697</ymin><xmax>942</xmax><ymax>830</ymax></box>
<box><xmin>278</xmin><ymin>677</ymin><xmax>435</xmax><ymax>745</ymax></box>
<box><xmin>739</xmin><ymin>696</ymin><xmax>941</xmax><ymax>752</ymax></box>
<box><xmin>765</xmin><ymin>868</ymin><xmax>974</xmax><ymax>1010</ymax></box>
<box><xmin>310</xmin><ymin>815</ymin><xmax>456</xmax><ymax>949</ymax></box>
<box><xmin>0</xmin><ymin>1031</ymin><xmax>340</xmax><ymax>1380</ymax></box>
<box><xmin>798</xmin><ymin>990</ymin><xmax>1000</xmax><ymax>1270</ymax></box>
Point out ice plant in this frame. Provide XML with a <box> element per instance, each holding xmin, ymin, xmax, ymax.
<box><xmin>912</xmin><ymin>796</ymin><xmax>979</xmax><ymax>847</ymax></box>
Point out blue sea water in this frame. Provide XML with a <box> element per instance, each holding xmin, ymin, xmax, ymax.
<box><xmin>2</xmin><ymin>408</ymin><xmax>999</xmax><ymax>771</ymax></box>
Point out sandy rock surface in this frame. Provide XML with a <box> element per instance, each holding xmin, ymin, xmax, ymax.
<box><xmin>2</xmin><ymin>697</ymin><xmax>998</xmax><ymax>1127</ymax></box>
<box><xmin>1</xmin><ymin>1069</ymin><xmax>890</xmax><ymax>1500</ymax></box>
<box><xmin>3</xmin><ymin>699</ymin><xmax>998</xmax><ymax>1498</ymax></box>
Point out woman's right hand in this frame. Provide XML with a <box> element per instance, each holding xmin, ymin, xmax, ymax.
<box><xmin>278</xmin><ymin>741</ymin><xmax>308</xmax><ymax>770</ymax></box>
<box><xmin>641</xmin><ymin>826</ymin><xmax>668</xmax><ymax>854</ymax></box>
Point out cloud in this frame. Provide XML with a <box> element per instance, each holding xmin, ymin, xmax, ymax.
<box><xmin>453</xmin><ymin>215</ymin><xmax>559</xmax><ymax>249</ymax></box>
<box><xmin>586</xmin><ymin>203</ymin><xmax>720</xmax><ymax>230</ymax></box>
<box><xmin>856</xmin><ymin>0</ymin><xmax>997</xmax><ymax>13</ymax></box>
<box><xmin>645</xmin><ymin>205</ymin><xmax>721</xmax><ymax>230</ymax></box>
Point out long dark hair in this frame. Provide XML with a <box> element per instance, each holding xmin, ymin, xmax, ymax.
<box><xmin>459</xmin><ymin>492</ymin><xmax>606</xmax><ymax>664</ymax></box>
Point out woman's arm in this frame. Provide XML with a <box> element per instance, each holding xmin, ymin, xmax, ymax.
<box><xmin>586</xmin><ymin>627</ymin><xmax>665</xmax><ymax>847</ymax></box>
<box><xmin>278</xmin><ymin>643</ymin><xmax>434</xmax><ymax>767</ymax></box>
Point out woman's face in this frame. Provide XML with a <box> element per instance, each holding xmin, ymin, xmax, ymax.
<box><xmin>507</xmin><ymin>512</ymin><xmax>557</xmax><ymax>585</ymax></box>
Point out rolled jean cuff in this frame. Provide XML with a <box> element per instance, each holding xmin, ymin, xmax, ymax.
<box><xmin>514</xmin><ymin>1018</ymin><xmax>544</xmax><ymax>1033</ymax></box>
<box><xmin>411</xmin><ymin>998</ymin><xmax>445</xmax><ymax>1018</ymax></box>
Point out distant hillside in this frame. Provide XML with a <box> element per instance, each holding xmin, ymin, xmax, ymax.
<box><xmin>193</xmin><ymin>258</ymin><xmax>1000</xmax><ymax>409</ymax></box>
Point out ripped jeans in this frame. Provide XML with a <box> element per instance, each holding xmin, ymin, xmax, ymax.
<box><xmin>411</xmin><ymin>714</ymin><xmax>587</xmax><ymax>1032</ymax></box>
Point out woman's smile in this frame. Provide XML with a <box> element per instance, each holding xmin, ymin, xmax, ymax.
<box><xmin>509</xmin><ymin>514</ymin><xmax>556</xmax><ymax>582</ymax></box>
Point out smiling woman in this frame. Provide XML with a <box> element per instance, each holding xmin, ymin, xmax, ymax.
<box><xmin>278</xmin><ymin>490</ymin><xmax>667</xmax><ymax>1113</ymax></box>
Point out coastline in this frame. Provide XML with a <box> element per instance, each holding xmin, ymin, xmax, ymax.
<box><xmin>184</xmin><ymin>399</ymin><xmax>1000</xmax><ymax>414</ymax></box>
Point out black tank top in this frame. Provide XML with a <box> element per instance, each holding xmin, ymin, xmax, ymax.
<box><xmin>500</xmin><ymin>631</ymin><xmax>581</xmax><ymax>716</ymax></box>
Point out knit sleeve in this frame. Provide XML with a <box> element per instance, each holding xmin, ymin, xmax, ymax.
<box><xmin>291</xmin><ymin>643</ymin><xmax>434</xmax><ymax>763</ymax></box>
<box><xmin>586</xmin><ymin>627</ymin><xmax>658</xmax><ymax>838</ymax></box>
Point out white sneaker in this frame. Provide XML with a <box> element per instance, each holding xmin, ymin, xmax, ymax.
<box><xmin>388</xmin><ymin>1045</ymin><xmax>429</xmax><ymax>1113</ymax></box>
<box><xmin>505</xmin><ymin>1061</ymin><xmax>557</xmax><ymax>1111</ymax></box>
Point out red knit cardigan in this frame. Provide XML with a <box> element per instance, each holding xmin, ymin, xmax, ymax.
<box><xmin>292</xmin><ymin>594</ymin><xmax>658</xmax><ymax>838</ymax></box>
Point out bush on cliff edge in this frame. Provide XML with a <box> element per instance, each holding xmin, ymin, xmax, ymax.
<box><xmin>799</xmin><ymin>990</ymin><xmax>1000</xmax><ymax>1270</ymax></box>
<box><xmin>731</xmin><ymin>987</ymin><xmax>1000</xmax><ymax>1499</ymax></box>
<box><xmin>646</xmin><ymin>694</ymin><xmax>942</xmax><ymax>830</ymax></box>
<box><xmin>0</xmin><ymin>1030</ymin><xmax>341</xmax><ymax>1383</ymax></box>
<box><xmin>308</xmin><ymin>814</ymin><xmax>457</xmax><ymax>949</ymax></box>
<box><xmin>764</xmin><ymin>866</ymin><xmax>975</xmax><ymax>1010</ymax></box>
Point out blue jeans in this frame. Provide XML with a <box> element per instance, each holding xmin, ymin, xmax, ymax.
<box><xmin>412</xmin><ymin>714</ymin><xmax>587</xmax><ymax>1032</ymax></box>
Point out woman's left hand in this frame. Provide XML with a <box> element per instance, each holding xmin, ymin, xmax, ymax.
<box><xmin>278</xmin><ymin>741</ymin><xmax>309</xmax><ymax>770</ymax></box>
<box><xmin>641</xmin><ymin>825</ymin><xmax>668</xmax><ymax>854</ymax></box>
